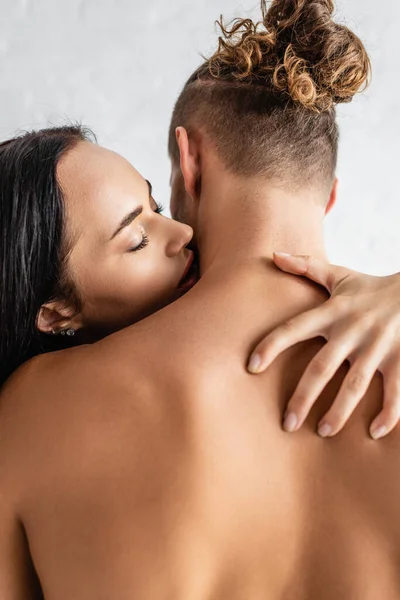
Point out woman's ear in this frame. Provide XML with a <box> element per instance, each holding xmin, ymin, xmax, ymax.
<box><xmin>175</xmin><ymin>126</ymin><xmax>201</xmax><ymax>200</ymax></box>
<box><xmin>36</xmin><ymin>301</ymin><xmax>83</xmax><ymax>334</ymax></box>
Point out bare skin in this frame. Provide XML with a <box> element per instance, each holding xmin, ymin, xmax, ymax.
<box><xmin>250</xmin><ymin>253</ymin><xmax>400</xmax><ymax>439</ymax></box>
<box><xmin>1</xmin><ymin>138</ymin><xmax>400</xmax><ymax>599</ymax></box>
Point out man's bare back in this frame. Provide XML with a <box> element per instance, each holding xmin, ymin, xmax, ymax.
<box><xmin>1</xmin><ymin>263</ymin><xmax>400</xmax><ymax>599</ymax></box>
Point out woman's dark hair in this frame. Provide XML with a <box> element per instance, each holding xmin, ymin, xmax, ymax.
<box><xmin>0</xmin><ymin>124</ymin><xmax>96</xmax><ymax>386</ymax></box>
<box><xmin>169</xmin><ymin>0</ymin><xmax>371</xmax><ymax>192</ymax></box>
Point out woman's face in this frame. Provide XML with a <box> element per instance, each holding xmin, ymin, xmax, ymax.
<box><xmin>56</xmin><ymin>142</ymin><xmax>197</xmax><ymax>337</ymax></box>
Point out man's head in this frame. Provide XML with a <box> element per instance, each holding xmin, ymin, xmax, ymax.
<box><xmin>168</xmin><ymin>0</ymin><xmax>371</xmax><ymax>231</ymax></box>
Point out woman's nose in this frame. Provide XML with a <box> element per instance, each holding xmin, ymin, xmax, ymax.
<box><xmin>165</xmin><ymin>221</ymin><xmax>193</xmax><ymax>257</ymax></box>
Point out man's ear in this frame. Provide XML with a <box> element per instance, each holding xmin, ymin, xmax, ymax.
<box><xmin>36</xmin><ymin>300</ymin><xmax>83</xmax><ymax>334</ymax></box>
<box><xmin>325</xmin><ymin>177</ymin><xmax>338</xmax><ymax>215</ymax></box>
<box><xmin>175</xmin><ymin>126</ymin><xmax>201</xmax><ymax>200</ymax></box>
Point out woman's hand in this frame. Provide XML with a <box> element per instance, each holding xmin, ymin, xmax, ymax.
<box><xmin>248</xmin><ymin>253</ymin><xmax>400</xmax><ymax>440</ymax></box>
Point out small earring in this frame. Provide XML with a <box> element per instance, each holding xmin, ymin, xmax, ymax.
<box><xmin>60</xmin><ymin>328</ymin><xmax>76</xmax><ymax>337</ymax></box>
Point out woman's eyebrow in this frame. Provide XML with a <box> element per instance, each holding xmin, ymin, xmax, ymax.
<box><xmin>110</xmin><ymin>206</ymin><xmax>143</xmax><ymax>241</ymax></box>
<box><xmin>110</xmin><ymin>180</ymin><xmax>152</xmax><ymax>241</ymax></box>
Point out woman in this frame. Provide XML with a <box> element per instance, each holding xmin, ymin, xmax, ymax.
<box><xmin>0</xmin><ymin>30</ymin><xmax>399</xmax><ymax>442</ymax></box>
<box><xmin>0</xmin><ymin>127</ymin><xmax>198</xmax><ymax>383</ymax></box>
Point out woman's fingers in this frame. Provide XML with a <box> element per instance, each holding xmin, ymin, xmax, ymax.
<box><xmin>282</xmin><ymin>338</ymin><xmax>355</xmax><ymax>433</ymax></box>
<box><xmin>316</xmin><ymin>336</ymin><xmax>392</xmax><ymax>437</ymax></box>
<box><xmin>255</xmin><ymin>252</ymin><xmax>400</xmax><ymax>440</ymax></box>
<box><xmin>247</xmin><ymin>304</ymin><xmax>333</xmax><ymax>373</ymax></box>
<box><xmin>273</xmin><ymin>252</ymin><xmax>351</xmax><ymax>294</ymax></box>
<box><xmin>368</xmin><ymin>358</ymin><xmax>400</xmax><ymax>439</ymax></box>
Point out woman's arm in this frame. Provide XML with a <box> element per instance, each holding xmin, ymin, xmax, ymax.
<box><xmin>248</xmin><ymin>253</ymin><xmax>400</xmax><ymax>440</ymax></box>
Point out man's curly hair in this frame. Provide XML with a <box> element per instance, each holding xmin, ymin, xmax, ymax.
<box><xmin>169</xmin><ymin>0</ymin><xmax>371</xmax><ymax>193</ymax></box>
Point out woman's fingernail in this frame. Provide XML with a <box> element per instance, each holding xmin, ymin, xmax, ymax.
<box><xmin>370</xmin><ymin>425</ymin><xmax>388</xmax><ymax>440</ymax></box>
<box><xmin>274</xmin><ymin>252</ymin><xmax>292</xmax><ymax>257</ymax></box>
<box><xmin>318</xmin><ymin>423</ymin><xmax>333</xmax><ymax>438</ymax></box>
<box><xmin>248</xmin><ymin>354</ymin><xmax>261</xmax><ymax>373</ymax></box>
<box><xmin>283</xmin><ymin>412</ymin><xmax>298</xmax><ymax>432</ymax></box>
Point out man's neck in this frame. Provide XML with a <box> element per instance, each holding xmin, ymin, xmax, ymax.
<box><xmin>196</xmin><ymin>168</ymin><xmax>329</xmax><ymax>276</ymax></box>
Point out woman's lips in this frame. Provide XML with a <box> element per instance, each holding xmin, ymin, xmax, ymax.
<box><xmin>177</xmin><ymin>251</ymin><xmax>198</xmax><ymax>291</ymax></box>
<box><xmin>178</xmin><ymin>251</ymin><xmax>194</xmax><ymax>288</ymax></box>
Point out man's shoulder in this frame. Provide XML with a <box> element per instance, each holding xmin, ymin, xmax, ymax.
<box><xmin>0</xmin><ymin>344</ymin><xmax>128</xmax><ymax>454</ymax></box>
<box><xmin>0</xmin><ymin>342</ymin><xmax>159</xmax><ymax>496</ymax></box>
<box><xmin>1</xmin><ymin>339</ymin><xmax>145</xmax><ymax>399</ymax></box>
<box><xmin>1</xmin><ymin>345</ymin><xmax>93</xmax><ymax>406</ymax></box>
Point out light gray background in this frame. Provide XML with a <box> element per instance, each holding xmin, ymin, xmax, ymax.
<box><xmin>0</xmin><ymin>0</ymin><xmax>398</xmax><ymax>275</ymax></box>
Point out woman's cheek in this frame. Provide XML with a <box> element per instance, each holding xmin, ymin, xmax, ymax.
<box><xmin>115</xmin><ymin>258</ymin><xmax>156</xmax><ymax>299</ymax></box>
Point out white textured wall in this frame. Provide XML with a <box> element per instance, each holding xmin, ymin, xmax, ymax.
<box><xmin>0</xmin><ymin>0</ymin><xmax>398</xmax><ymax>275</ymax></box>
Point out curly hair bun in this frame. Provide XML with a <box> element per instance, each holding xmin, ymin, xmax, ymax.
<box><xmin>207</xmin><ymin>0</ymin><xmax>371</xmax><ymax>112</ymax></box>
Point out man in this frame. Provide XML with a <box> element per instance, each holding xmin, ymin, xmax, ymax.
<box><xmin>1</xmin><ymin>5</ymin><xmax>400</xmax><ymax>600</ymax></box>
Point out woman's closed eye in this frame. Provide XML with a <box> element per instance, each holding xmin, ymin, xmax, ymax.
<box><xmin>129</xmin><ymin>233</ymin><xmax>150</xmax><ymax>253</ymax></box>
<box><xmin>153</xmin><ymin>200</ymin><xmax>165</xmax><ymax>215</ymax></box>
<box><xmin>128</xmin><ymin>201</ymin><xmax>165</xmax><ymax>253</ymax></box>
